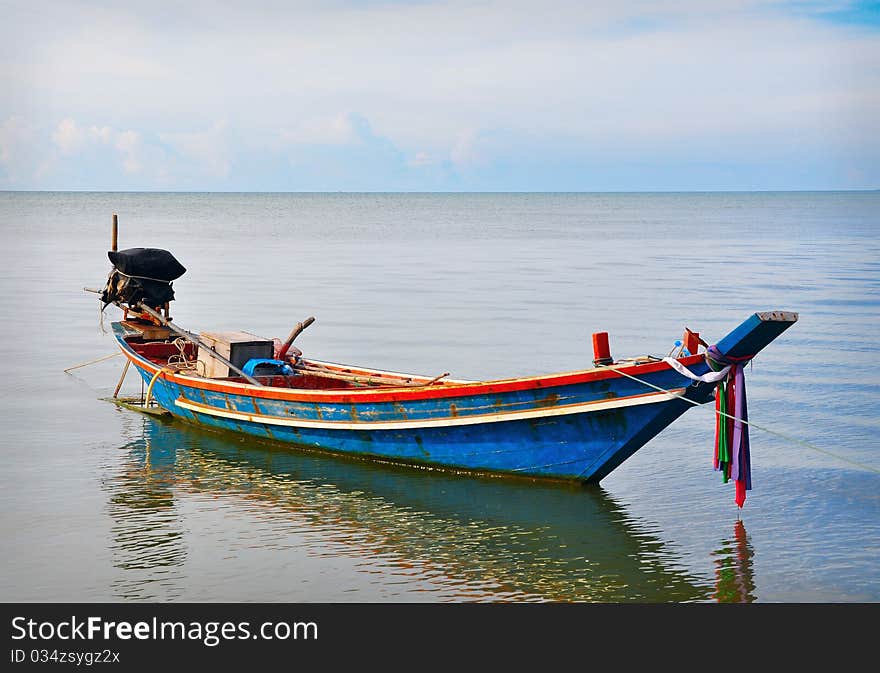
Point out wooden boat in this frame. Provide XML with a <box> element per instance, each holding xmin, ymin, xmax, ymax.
<box><xmin>92</xmin><ymin>235</ymin><xmax>797</xmax><ymax>487</ymax></box>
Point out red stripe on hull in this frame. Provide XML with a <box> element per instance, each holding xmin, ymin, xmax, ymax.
<box><xmin>117</xmin><ymin>336</ymin><xmax>703</xmax><ymax>404</ymax></box>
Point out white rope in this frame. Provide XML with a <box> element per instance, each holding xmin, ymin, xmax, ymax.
<box><xmin>114</xmin><ymin>270</ymin><xmax>174</xmax><ymax>284</ymax></box>
<box><xmin>98</xmin><ymin>300</ymin><xmax>108</xmax><ymax>334</ymax></box>
<box><xmin>599</xmin><ymin>363</ymin><xmax>880</xmax><ymax>475</ymax></box>
<box><xmin>64</xmin><ymin>351</ymin><xmax>121</xmax><ymax>372</ymax></box>
<box><xmin>167</xmin><ymin>337</ymin><xmax>200</xmax><ymax>373</ymax></box>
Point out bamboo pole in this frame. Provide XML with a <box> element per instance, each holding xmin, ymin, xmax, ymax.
<box><xmin>423</xmin><ymin>371</ymin><xmax>450</xmax><ymax>386</ymax></box>
<box><xmin>111</xmin><ymin>213</ymin><xmax>118</xmax><ymax>252</ymax></box>
<box><xmin>294</xmin><ymin>362</ymin><xmax>450</xmax><ymax>388</ymax></box>
<box><xmin>293</xmin><ymin>365</ymin><xmax>417</xmax><ymax>387</ymax></box>
<box><xmin>113</xmin><ymin>359</ymin><xmax>131</xmax><ymax>398</ymax></box>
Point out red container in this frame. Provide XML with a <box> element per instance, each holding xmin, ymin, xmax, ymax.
<box><xmin>592</xmin><ymin>332</ymin><xmax>613</xmax><ymax>366</ymax></box>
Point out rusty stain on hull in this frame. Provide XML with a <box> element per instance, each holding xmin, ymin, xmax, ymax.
<box><xmin>535</xmin><ymin>392</ymin><xmax>560</xmax><ymax>409</ymax></box>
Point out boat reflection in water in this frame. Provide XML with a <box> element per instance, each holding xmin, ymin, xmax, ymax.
<box><xmin>105</xmin><ymin>414</ymin><xmax>188</xmax><ymax>600</ymax></box>
<box><xmin>105</xmin><ymin>415</ymin><xmax>742</xmax><ymax>602</ymax></box>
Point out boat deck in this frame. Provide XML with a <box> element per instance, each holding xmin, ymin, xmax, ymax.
<box><xmin>125</xmin><ymin>335</ymin><xmax>461</xmax><ymax>390</ymax></box>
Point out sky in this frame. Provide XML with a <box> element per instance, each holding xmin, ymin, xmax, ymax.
<box><xmin>1</xmin><ymin>0</ymin><xmax>878</xmax><ymax>191</ymax></box>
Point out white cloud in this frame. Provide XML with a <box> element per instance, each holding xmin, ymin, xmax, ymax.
<box><xmin>114</xmin><ymin>130</ymin><xmax>142</xmax><ymax>174</ymax></box>
<box><xmin>409</xmin><ymin>151</ymin><xmax>434</xmax><ymax>167</ymax></box>
<box><xmin>91</xmin><ymin>126</ymin><xmax>114</xmax><ymax>145</ymax></box>
<box><xmin>450</xmin><ymin>130</ymin><xmax>482</xmax><ymax>168</ymax></box>
<box><xmin>52</xmin><ymin>118</ymin><xmax>86</xmax><ymax>155</ymax></box>
<box><xmin>52</xmin><ymin>120</ymin><xmax>116</xmax><ymax>152</ymax></box>
<box><xmin>280</xmin><ymin>113</ymin><xmax>360</xmax><ymax>146</ymax></box>
<box><xmin>48</xmin><ymin>119</ymin><xmax>147</xmax><ymax>174</ymax></box>
<box><xmin>160</xmin><ymin>121</ymin><xmax>231</xmax><ymax>178</ymax></box>
<box><xmin>1</xmin><ymin>1</ymin><xmax>878</xmax><ymax>188</ymax></box>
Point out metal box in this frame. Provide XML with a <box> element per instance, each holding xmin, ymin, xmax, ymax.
<box><xmin>196</xmin><ymin>331</ymin><xmax>274</xmax><ymax>378</ymax></box>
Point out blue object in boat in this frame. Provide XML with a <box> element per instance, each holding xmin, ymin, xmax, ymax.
<box><xmin>242</xmin><ymin>358</ymin><xmax>295</xmax><ymax>377</ymax></box>
<box><xmin>673</xmin><ymin>339</ymin><xmax>691</xmax><ymax>357</ymax></box>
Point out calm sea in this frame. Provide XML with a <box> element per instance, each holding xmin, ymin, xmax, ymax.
<box><xmin>1</xmin><ymin>191</ymin><xmax>878</xmax><ymax>602</ymax></box>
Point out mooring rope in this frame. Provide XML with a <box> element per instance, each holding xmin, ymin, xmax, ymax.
<box><xmin>63</xmin><ymin>351</ymin><xmax>122</xmax><ymax>373</ymax></box>
<box><xmin>599</xmin><ymin>362</ymin><xmax>880</xmax><ymax>475</ymax></box>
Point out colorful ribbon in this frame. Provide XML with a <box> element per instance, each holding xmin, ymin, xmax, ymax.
<box><xmin>707</xmin><ymin>345</ymin><xmax>753</xmax><ymax>508</ymax></box>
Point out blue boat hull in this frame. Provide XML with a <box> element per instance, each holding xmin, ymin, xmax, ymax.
<box><xmin>112</xmin><ymin>311</ymin><xmax>797</xmax><ymax>484</ymax></box>
<box><xmin>135</xmin><ymin>367</ymin><xmax>692</xmax><ymax>481</ymax></box>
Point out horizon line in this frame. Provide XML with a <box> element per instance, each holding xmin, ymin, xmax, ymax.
<box><xmin>2</xmin><ymin>188</ymin><xmax>879</xmax><ymax>195</ymax></box>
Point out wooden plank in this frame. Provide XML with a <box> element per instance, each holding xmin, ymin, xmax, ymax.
<box><xmin>107</xmin><ymin>396</ymin><xmax>172</xmax><ymax>418</ymax></box>
<box><xmin>120</xmin><ymin>320</ymin><xmax>171</xmax><ymax>341</ymax></box>
<box><xmin>199</xmin><ymin>331</ymin><xmax>270</xmax><ymax>345</ymax></box>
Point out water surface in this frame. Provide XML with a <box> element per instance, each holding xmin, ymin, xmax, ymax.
<box><xmin>1</xmin><ymin>191</ymin><xmax>877</xmax><ymax>601</ymax></box>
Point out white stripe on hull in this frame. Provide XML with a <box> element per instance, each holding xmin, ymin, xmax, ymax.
<box><xmin>174</xmin><ymin>388</ymin><xmax>687</xmax><ymax>431</ymax></box>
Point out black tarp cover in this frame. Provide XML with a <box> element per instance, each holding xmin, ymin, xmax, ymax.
<box><xmin>100</xmin><ymin>248</ymin><xmax>186</xmax><ymax>309</ymax></box>
<box><xmin>108</xmin><ymin>248</ymin><xmax>186</xmax><ymax>281</ymax></box>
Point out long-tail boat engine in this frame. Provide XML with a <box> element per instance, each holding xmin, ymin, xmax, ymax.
<box><xmin>100</xmin><ymin>247</ymin><xmax>187</xmax><ymax>322</ymax></box>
